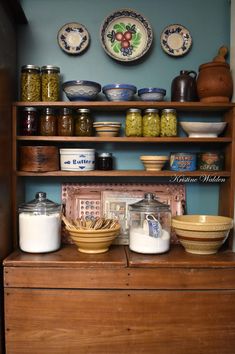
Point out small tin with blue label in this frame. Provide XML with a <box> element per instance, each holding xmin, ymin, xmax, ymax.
<box><xmin>170</xmin><ymin>152</ymin><xmax>197</xmax><ymax>171</ymax></box>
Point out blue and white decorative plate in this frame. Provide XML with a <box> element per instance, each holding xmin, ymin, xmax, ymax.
<box><xmin>160</xmin><ymin>24</ymin><xmax>192</xmax><ymax>57</ymax></box>
<box><xmin>57</xmin><ymin>22</ymin><xmax>90</xmax><ymax>55</ymax></box>
<box><xmin>100</xmin><ymin>8</ymin><xmax>153</xmax><ymax>62</ymax></box>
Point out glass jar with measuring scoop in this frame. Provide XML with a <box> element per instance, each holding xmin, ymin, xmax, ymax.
<box><xmin>128</xmin><ymin>193</ymin><xmax>171</xmax><ymax>254</ymax></box>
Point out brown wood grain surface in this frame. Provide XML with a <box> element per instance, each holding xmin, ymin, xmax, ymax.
<box><xmin>5</xmin><ymin>288</ymin><xmax>235</xmax><ymax>354</ymax></box>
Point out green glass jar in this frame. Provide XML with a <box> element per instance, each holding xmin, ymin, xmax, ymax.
<box><xmin>75</xmin><ymin>108</ymin><xmax>93</xmax><ymax>136</ymax></box>
<box><xmin>160</xmin><ymin>108</ymin><xmax>177</xmax><ymax>137</ymax></box>
<box><xmin>143</xmin><ymin>108</ymin><xmax>160</xmax><ymax>137</ymax></box>
<box><xmin>41</xmin><ymin>65</ymin><xmax>60</xmax><ymax>101</ymax></box>
<box><xmin>125</xmin><ymin>108</ymin><xmax>142</xmax><ymax>137</ymax></box>
<box><xmin>21</xmin><ymin>65</ymin><xmax>41</xmax><ymax>102</ymax></box>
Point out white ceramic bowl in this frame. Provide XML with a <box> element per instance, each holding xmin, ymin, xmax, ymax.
<box><xmin>60</xmin><ymin>148</ymin><xmax>95</xmax><ymax>171</ymax></box>
<box><xmin>62</xmin><ymin>80</ymin><xmax>101</xmax><ymax>101</ymax></box>
<box><xmin>138</xmin><ymin>88</ymin><xmax>166</xmax><ymax>101</ymax></box>
<box><xmin>180</xmin><ymin>121</ymin><xmax>227</xmax><ymax>137</ymax></box>
<box><xmin>102</xmin><ymin>84</ymin><xmax>137</xmax><ymax>101</ymax></box>
<box><xmin>140</xmin><ymin>155</ymin><xmax>169</xmax><ymax>171</ymax></box>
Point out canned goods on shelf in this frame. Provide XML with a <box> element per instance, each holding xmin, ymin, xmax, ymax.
<box><xmin>125</xmin><ymin>108</ymin><xmax>142</xmax><ymax>137</ymax></box>
<box><xmin>197</xmin><ymin>152</ymin><xmax>224</xmax><ymax>171</ymax></box>
<box><xmin>41</xmin><ymin>65</ymin><xmax>60</xmax><ymax>101</ymax></box>
<box><xmin>160</xmin><ymin>108</ymin><xmax>177</xmax><ymax>137</ymax></box>
<box><xmin>20</xmin><ymin>64</ymin><xmax>41</xmax><ymax>102</ymax></box>
<box><xmin>170</xmin><ymin>152</ymin><xmax>196</xmax><ymax>171</ymax></box>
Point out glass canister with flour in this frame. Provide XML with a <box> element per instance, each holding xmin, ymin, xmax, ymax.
<box><xmin>128</xmin><ymin>193</ymin><xmax>171</xmax><ymax>254</ymax></box>
<box><xmin>18</xmin><ymin>192</ymin><xmax>61</xmax><ymax>253</ymax></box>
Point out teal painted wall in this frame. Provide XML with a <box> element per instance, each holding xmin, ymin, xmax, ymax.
<box><xmin>18</xmin><ymin>0</ymin><xmax>230</xmax><ymax>214</ymax></box>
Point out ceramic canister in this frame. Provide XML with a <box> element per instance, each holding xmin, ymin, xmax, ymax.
<box><xmin>170</xmin><ymin>152</ymin><xmax>197</xmax><ymax>171</ymax></box>
<box><xmin>60</xmin><ymin>148</ymin><xmax>95</xmax><ymax>171</ymax></box>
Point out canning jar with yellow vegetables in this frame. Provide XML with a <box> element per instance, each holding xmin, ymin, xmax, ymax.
<box><xmin>21</xmin><ymin>65</ymin><xmax>41</xmax><ymax>102</ymax></box>
<box><xmin>160</xmin><ymin>108</ymin><xmax>177</xmax><ymax>136</ymax></box>
<box><xmin>41</xmin><ymin>65</ymin><xmax>60</xmax><ymax>101</ymax></box>
<box><xmin>125</xmin><ymin>108</ymin><xmax>142</xmax><ymax>137</ymax></box>
<box><xmin>143</xmin><ymin>108</ymin><xmax>160</xmax><ymax>137</ymax></box>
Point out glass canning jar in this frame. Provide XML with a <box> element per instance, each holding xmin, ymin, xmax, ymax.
<box><xmin>39</xmin><ymin>107</ymin><xmax>57</xmax><ymax>136</ymax></box>
<box><xmin>128</xmin><ymin>193</ymin><xmax>171</xmax><ymax>254</ymax></box>
<box><xmin>20</xmin><ymin>107</ymin><xmax>39</xmax><ymax>136</ymax></box>
<box><xmin>20</xmin><ymin>65</ymin><xmax>41</xmax><ymax>102</ymax></box>
<box><xmin>57</xmin><ymin>107</ymin><xmax>74</xmax><ymax>136</ymax></box>
<box><xmin>125</xmin><ymin>108</ymin><xmax>142</xmax><ymax>137</ymax></box>
<box><xmin>97</xmin><ymin>153</ymin><xmax>113</xmax><ymax>170</ymax></box>
<box><xmin>75</xmin><ymin>108</ymin><xmax>93</xmax><ymax>136</ymax></box>
<box><xmin>143</xmin><ymin>108</ymin><xmax>160</xmax><ymax>137</ymax></box>
<box><xmin>41</xmin><ymin>65</ymin><xmax>60</xmax><ymax>101</ymax></box>
<box><xmin>160</xmin><ymin>108</ymin><xmax>177</xmax><ymax>136</ymax></box>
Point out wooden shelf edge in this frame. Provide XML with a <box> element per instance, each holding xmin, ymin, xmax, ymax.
<box><xmin>13</xmin><ymin>101</ymin><xmax>235</xmax><ymax>111</ymax></box>
<box><xmin>16</xmin><ymin>136</ymin><xmax>232</xmax><ymax>143</ymax></box>
<box><xmin>15</xmin><ymin>170</ymin><xmax>231</xmax><ymax>177</ymax></box>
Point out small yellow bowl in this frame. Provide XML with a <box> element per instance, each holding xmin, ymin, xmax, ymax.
<box><xmin>140</xmin><ymin>155</ymin><xmax>169</xmax><ymax>171</ymax></box>
<box><xmin>67</xmin><ymin>226</ymin><xmax>120</xmax><ymax>254</ymax></box>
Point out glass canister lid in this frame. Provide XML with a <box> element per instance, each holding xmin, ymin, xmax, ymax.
<box><xmin>18</xmin><ymin>192</ymin><xmax>61</xmax><ymax>214</ymax></box>
<box><xmin>129</xmin><ymin>193</ymin><xmax>170</xmax><ymax>212</ymax></box>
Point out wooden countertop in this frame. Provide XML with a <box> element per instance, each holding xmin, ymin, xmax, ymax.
<box><xmin>3</xmin><ymin>244</ymin><xmax>235</xmax><ymax>269</ymax></box>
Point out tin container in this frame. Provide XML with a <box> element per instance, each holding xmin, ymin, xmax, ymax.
<box><xmin>170</xmin><ymin>152</ymin><xmax>197</xmax><ymax>171</ymax></box>
<box><xmin>198</xmin><ymin>152</ymin><xmax>224</xmax><ymax>171</ymax></box>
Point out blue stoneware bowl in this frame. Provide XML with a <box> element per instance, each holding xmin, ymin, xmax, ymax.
<box><xmin>102</xmin><ymin>84</ymin><xmax>137</xmax><ymax>101</ymax></box>
<box><xmin>62</xmin><ymin>80</ymin><xmax>101</xmax><ymax>101</ymax></box>
<box><xmin>138</xmin><ymin>87</ymin><xmax>166</xmax><ymax>101</ymax></box>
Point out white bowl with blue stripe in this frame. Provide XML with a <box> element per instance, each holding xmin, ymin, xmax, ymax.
<box><xmin>102</xmin><ymin>84</ymin><xmax>137</xmax><ymax>101</ymax></box>
<box><xmin>62</xmin><ymin>80</ymin><xmax>101</xmax><ymax>101</ymax></box>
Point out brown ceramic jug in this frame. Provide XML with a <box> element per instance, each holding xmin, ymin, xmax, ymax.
<box><xmin>197</xmin><ymin>46</ymin><xmax>233</xmax><ymax>103</ymax></box>
<box><xmin>171</xmin><ymin>70</ymin><xmax>198</xmax><ymax>102</ymax></box>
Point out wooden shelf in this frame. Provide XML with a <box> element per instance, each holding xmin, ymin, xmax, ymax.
<box><xmin>16</xmin><ymin>170</ymin><xmax>231</xmax><ymax>177</ymax></box>
<box><xmin>16</xmin><ymin>136</ymin><xmax>232</xmax><ymax>143</ymax></box>
<box><xmin>13</xmin><ymin>101</ymin><xmax>235</xmax><ymax>111</ymax></box>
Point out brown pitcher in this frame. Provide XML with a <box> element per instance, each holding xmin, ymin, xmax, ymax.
<box><xmin>171</xmin><ymin>70</ymin><xmax>198</xmax><ymax>102</ymax></box>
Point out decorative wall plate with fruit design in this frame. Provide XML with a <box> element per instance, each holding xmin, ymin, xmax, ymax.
<box><xmin>100</xmin><ymin>9</ymin><xmax>153</xmax><ymax>62</ymax></box>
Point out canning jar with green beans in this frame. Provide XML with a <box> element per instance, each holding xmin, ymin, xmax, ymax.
<box><xmin>21</xmin><ymin>65</ymin><xmax>41</xmax><ymax>102</ymax></box>
<box><xmin>160</xmin><ymin>108</ymin><xmax>177</xmax><ymax>136</ymax></box>
<box><xmin>143</xmin><ymin>108</ymin><xmax>160</xmax><ymax>137</ymax></box>
<box><xmin>41</xmin><ymin>65</ymin><xmax>60</xmax><ymax>101</ymax></box>
<box><xmin>125</xmin><ymin>108</ymin><xmax>142</xmax><ymax>137</ymax></box>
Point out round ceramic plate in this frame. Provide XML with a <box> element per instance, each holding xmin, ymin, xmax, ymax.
<box><xmin>57</xmin><ymin>22</ymin><xmax>90</xmax><ymax>55</ymax></box>
<box><xmin>100</xmin><ymin>8</ymin><xmax>153</xmax><ymax>62</ymax></box>
<box><xmin>160</xmin><ymin>24</ymin><xmax>192</xmax><ymax>57</ymax></box>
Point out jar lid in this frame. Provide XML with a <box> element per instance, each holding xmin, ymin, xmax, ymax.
<box><xmin>98</xmin><ymin>153</ymin><xmax>112</xmax><ymax>157</ymax></box>
<box><xmin>41</xmin><ymin>65</ymin><xmax>60</xmax><ymax>72</ymax></box>
<box><xmin>60</xmin><ymin>107</ymin><xmax>73</xmax><ymax>115</ymax></box>
<box><xmin>162</xmin><ymin>108</ymin><xmax>176</xmax><ymax>114</ymax></box>
<box><xmin>127</xmin><ymin>108</ymin><xmax>141</xmax><ymax>113</ymax></box>
<box><xmin>23</xmin><ymin>107</ymin><xmax>37</xmax><ymax>112</ymax></box>
<box><xmin>42</xmin><ymin>107</ymin><xmax>56</xmax><ymax>115</ymax></box>
<box><xmin>129</xmin><ymin>193</ymin><xmax>170</xmax><ymax>212</ymax></box>
<box><xmin>21</xmin><ymin>64</ymin><xmax>40</xmax><ymax>71</ymax></box>
<box><xmin>144</xmin><ymin>108</ymin><xmax>159</xmax><ymax>113</ymax></box>
<box><xmin>77</xmin><ymin>108</ymin><xmax>90</xmax><ymax>113</ymax></box>
<box><xmin>18</xmin><ymin>192</ymin><xmax>61</xmax><ymax>214</ymax></box>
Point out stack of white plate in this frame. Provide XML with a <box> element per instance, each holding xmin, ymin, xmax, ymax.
<box><xmin>93</xmin><ymin>121</ymin><xmax>121</xmax><ymax>137</ymax></box>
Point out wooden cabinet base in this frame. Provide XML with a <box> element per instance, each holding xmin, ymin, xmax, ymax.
<box><xmin>4</xmin><ymin>245</ymin><xmax>235</xmax><ymax>354</ymax></box>
<box><xmin>4</xmin><ymin>288</ymin><xmax>235</xmax><ymax>354</ymax></box>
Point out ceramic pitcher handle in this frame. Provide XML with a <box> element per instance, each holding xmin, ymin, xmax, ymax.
<box><xmin>188</xmin><ymin>71</ymin><xmax>197</xmax><ymax>78</ymax></box>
